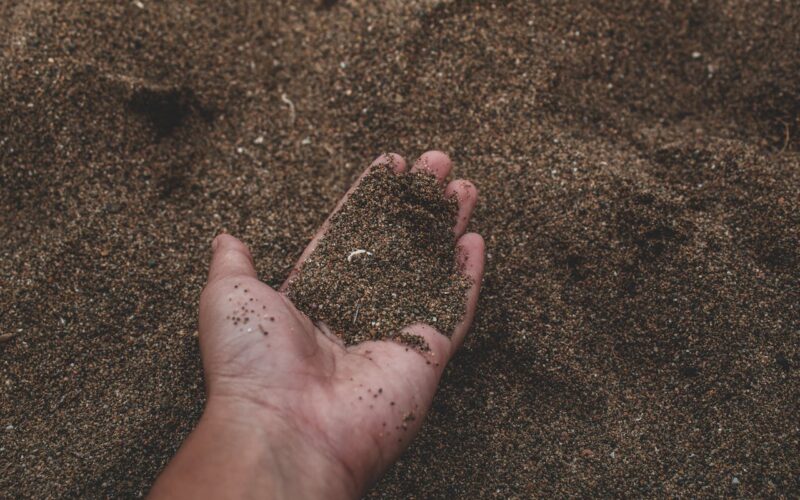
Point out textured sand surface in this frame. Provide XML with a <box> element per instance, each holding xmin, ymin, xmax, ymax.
<box><xmin>286</xmin><ymin>166</ymin><xmax>471</xmax><ymax>346</ymax></box>
<box><xmin>1</xmin><ymin>1</ymin><xmax>798</xmax><ymax>497</ymax></box>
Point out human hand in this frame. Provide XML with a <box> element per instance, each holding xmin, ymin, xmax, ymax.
<box><xmin>150</xmin><ymin>151</ymin><xmax>484</xmax><ymax>499</ymax></box>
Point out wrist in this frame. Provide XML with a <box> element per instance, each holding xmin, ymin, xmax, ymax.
<box><xmin>150</xmin><ymin>394</ymin><xmax>360</xmax><ymax>499</ymax></box>
<box><xmin>202</xmin><ymin>394</ymin><xmax>361</xmax><ymax>499</ymax></box>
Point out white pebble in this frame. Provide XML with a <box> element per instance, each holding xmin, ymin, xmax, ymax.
<box><xmin>347</xmin><ymin>249</ymin><xmax>374</xmax><ymax>262</ymax></box>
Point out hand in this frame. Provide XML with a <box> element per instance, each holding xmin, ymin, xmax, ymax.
<box><xmin>150</xmin><ymin>151</ymin><xmax>485</xmax><ymax>499</ymax></box>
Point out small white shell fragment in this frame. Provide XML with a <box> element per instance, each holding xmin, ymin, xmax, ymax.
<box><xmin>347</xmin><ymin>249</ymin><xmax>374</xmax><ymax>262</ymax></box>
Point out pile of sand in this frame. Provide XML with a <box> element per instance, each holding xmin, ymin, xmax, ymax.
<box><xmin>1</xmin><ymin>0</ymin><xmax>797</xmax><ymax>497</ymax></box>
<box><xmin>287</xmin><ymin>165</ymin><xmax>470</xmax><ymax>346</ymax></box>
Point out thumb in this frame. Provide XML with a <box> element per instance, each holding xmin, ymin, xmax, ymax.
<box><xmin>199</xmin><ymin>234</ymin><xmax>259</xmax><ymax>381</ymax></box>
<box><xmin>207</xmin><ymin>234</ymin><xmax>257</xmax><ymax>284</ymax></box>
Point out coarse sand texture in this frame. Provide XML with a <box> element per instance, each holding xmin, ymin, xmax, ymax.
<box><xmin>286</xmin><ymin>166</ymin><xmax>471</xmax><ymax>346</ymax></box>
<box><xmin>1</xmin><ymin>0</ymin><xmax>798</xmax><ymax>497</ymax></box>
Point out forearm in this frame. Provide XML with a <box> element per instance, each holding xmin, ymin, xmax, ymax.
<box><xmin>148</xmin><ymin>396</ymin><xmax>358</xmax><ymax>499</ymax></box>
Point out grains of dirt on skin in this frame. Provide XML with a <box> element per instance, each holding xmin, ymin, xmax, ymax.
<box><xmin>395</xmin><ymin>332</ymin><xmax>431</xmax><ymax>352</ymax></box>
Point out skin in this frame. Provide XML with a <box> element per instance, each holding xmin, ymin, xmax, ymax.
<box><xmin>149</xmin><ymin>151</ymin><xmax>485</xmax><ymax>499</ymax></box>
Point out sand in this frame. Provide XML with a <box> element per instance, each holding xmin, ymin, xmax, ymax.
<box><xmin>286</xmin><ymin>165</ymin><xmax>470</xmax><ymax>346</ymax></box>
<box><xmin>1</xmin><ymin>0</ymin><xmax>798</xmax><ymax>497</ymax></box>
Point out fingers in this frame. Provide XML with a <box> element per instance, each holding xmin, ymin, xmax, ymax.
<box><xmin>445</xmin><ymin>179</ymin><xmax>478</xmax><ymax>237</ymax></box>
<box><xmin>413</xmin><ymin>151</ymin><xmax>476</xmax><ymax>236</ymax></box>
<box><xmin>207</xmin><ymin>234</ymin><xmax>257</xmax><ymax>284</ymax></box>
<box><xmin>380</xmin><ymin>232</ymin><xmax>485</xmax><ymax>362</ymax></box>
<box><xmin>411</xmin><ymin>150</ymin><xmax>451</xmax><ymax>183</ymax></box>
<box><xmin>279</xmin><ymin>152</ymin><xmax>407</xmax><ymax>292</ymax></box>
<box><xmin>449</xmin><ymin>232</ymin><xmax>485</xmax><ymax>350</ymax></box>
<box><xmin>372</xmin><ymin>152</ymin><xmax>407</xmax><ymax>174</ymax></box>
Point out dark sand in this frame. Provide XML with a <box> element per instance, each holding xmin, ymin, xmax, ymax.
<box><xmin>287</xmin><ymin>166</ymin><xmax>470</xmax><ymax>346</ymax></box>
<box><xmin>1</xmin><ymin>0</ymin><xmax>798</xmax><ymax>497</ymax></box>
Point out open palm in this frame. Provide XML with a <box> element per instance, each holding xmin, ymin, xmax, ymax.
<box><xmin>157</xmin><ymin>152</ymin><xmax>484</xmax><ymax>498</ymax></box>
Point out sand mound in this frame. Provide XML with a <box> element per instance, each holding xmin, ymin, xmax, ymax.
<box><xmin>286</xmin><ymin>166</ymin><xmax>471</xmax><ymax>346</ymax></box>
<box><xmin>1</xmin><ymin>1</ymin><xmax>797</xmax><ymax>497</ymax></box>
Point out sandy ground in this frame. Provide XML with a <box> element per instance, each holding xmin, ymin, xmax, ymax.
<box><xmin>1</xmin><ymin>0</ymin><xmax>798</xmax><ymax>497</ymax></box>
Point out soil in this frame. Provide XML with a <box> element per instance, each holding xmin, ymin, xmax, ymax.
<box><xmin>1</xmin><ymin>0</ymin><xmax>798</xmax><ymax>498</ymax></box>
<box><xmin>286</xmin><ymin>165</ymin><xmax>470</xmax><ymax>346</ymax></box>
